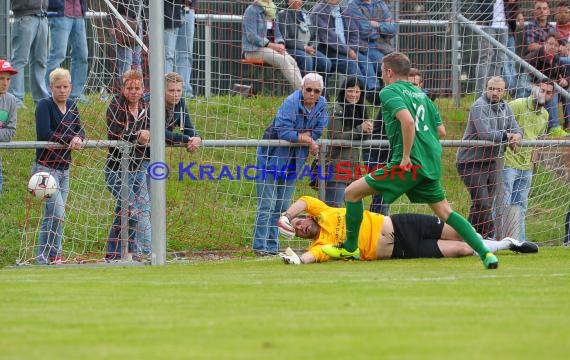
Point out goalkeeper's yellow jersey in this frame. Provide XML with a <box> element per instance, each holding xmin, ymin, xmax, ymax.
<box><xmin>299</xmin><ymin>196</ymin><xmax>385</xmax><ymax>262</ymax></box>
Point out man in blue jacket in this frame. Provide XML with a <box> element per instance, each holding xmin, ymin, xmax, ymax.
<box><xmin>253</xmin><ymin>72</ymin><xmax>329</xmax><ymax>255</ymax></box>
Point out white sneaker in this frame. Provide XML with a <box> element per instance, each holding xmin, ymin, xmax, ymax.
<box><xmin>279</xmin><ymin>247</ymin><xmax>301</xmax><ymax>265</ymax></box>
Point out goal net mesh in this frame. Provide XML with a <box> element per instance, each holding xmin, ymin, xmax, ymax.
<box><xmin>12</xmin><ymin>0</ymin><xmax>570</xmax><ymax>265</ymax></box>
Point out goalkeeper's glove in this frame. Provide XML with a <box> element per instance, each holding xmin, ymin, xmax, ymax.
<box><xmin>279</xmin><ymin>247</ymin><xmax>301</xmax><ymax>265</ymax></box>
<box><xmin>277</xmin><ymin>213</ymin><xmax>295</xmax><ymax>239</ymax></box>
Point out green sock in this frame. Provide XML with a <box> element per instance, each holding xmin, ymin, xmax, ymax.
<box><xmin>446</xmin><ymin>211</ymin><xmax>490</xmax><ymax>259</ymax></box>
<box><xmin>344</xmin><ymin>200</ymin><xmax>363</xmax><ymax>252</ymax></box>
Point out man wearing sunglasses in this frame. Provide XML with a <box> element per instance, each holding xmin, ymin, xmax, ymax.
<box><xmin>253</xmin><ymin>73</ymin><xmax>329</xmax><ymax>256</ymax></box>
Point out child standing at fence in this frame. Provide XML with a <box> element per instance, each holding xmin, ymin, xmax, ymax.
<box><xmin>34</xmin><ymin>68</ymin><xmax>85</xmax><ymax>264</ymax></box>
<box><xmin>0</xmin><ymin>59</ymin><xmax>18</xmax><ymax>195</ymax></box>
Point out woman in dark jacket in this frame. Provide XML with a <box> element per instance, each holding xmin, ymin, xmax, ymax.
<box><xmin>324</xmin><ymin>76</ymin><xmax>373</xmax><ymax>207</ymax></box>
<box><xmin>104</xmin><ymin>69</ymin><xmax>151</xmax><ymax>261</ymax></box>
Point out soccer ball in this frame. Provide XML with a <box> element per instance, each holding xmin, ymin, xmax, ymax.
<box><xmin>28</xmin><ymin>172</ymin><xmax>57</xmax><ymax>199</ymax></box>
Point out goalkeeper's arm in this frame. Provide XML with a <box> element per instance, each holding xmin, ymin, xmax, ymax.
<box><xmin>278</xmin><ymin>198</ymin><xmax>310</xmax><ymax>239</ymax></box>
<box><xmin>283</xmin><ymin>198</ymin><xmax>308</xmax><ymax>220</ymax></box>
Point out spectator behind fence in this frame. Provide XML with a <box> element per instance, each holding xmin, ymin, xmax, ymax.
<box><xmin>34</xmin><ymin>68</ymin><xmax>85</xmax><ymax>265</ymax></box>
<box><xmin>555</xmin><ymin>1</ymin><xmax>570</xmax><ymax>131</ymax></box>
<box><xmin>253</xmin><ymin>73</ymin><xmax>329</xmax><ymax>255</ymax></box>
<box><xmin>0</xmin><ymin>60</ymin><xmax>18</xmax><ymax>195</ymax></box>
<box><xmin>324</xmin><ymin>76</ymin><xmax>372</xmax><ymax>207</ymax></box>
<box><xmin>8</xmin><ymin>0</ymin><xmax>49</xmax><ymax>108</ymax></box>
<box><xmin>456</xmin><ymin>76</ymin><xmax>522</xmax><ymax>240</ymax></box>
<box><xmin>45</xmin><ymin>0</ymin><xmax>89</xmax><ymax>104</ymax></box>
<box><xmin>310</xmin><ymin>0</ymin><xmax>368</xmax><ymax>93</ymax></box>
<box><xmin>164</xmin><ymin>0</ymin><xmax>197</xmax><ymax>99</ymax></box>
<box><xmin>464</xmin><ymin>0</ymin><xmax>509</xmax><ymax>97</ymax></box>
<box><xmin>525</xmin><ymin>33</ymin><xmax>570</xmax><ymax>135</ymax></box>
<box><xmin>277</xmin><ymin>0</ymin><xmax>332</xmax><ymax>94</ymax></box>
<box><xmin>162</xmin><ymin>72</ymin><xmax>202</xmax><ymax>152</ymax></box>
<box><xmin>242</xmin><ymin>0</ymin><xmax>303</xmax><ymax>90</ymax></box>
<box><xmin>518</xmin><ymin>0</ymin><xmax>556</xmax><ymax>99</ymax></box>
<box><xmin>108</xmin><ymin>0</ymin><xmax>144</xmax><ymax>91</ymax></box>
<box><xmin>104</xmin><ymin>70</ymin><xmax>151</xmax><ymax>261</ymax></box>
<box><xmin>345</xmin><ymin>0</ymin><xmax>396</xmax><ymax>104</ymax></box>
<box><xmin>499</xmin><ymin>79</ymin><xmax>553</xmax><ymax>242</ymax></box>
<box><xmin>503</xmin><ymin>1</ymin><xmax>522</xmax><ymax>95</ymax></box>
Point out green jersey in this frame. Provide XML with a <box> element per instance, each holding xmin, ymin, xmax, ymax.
<box><xmin>380</xmin><ymin>80</ymin><xmax>443</xmax><ymax>179</ymax></box>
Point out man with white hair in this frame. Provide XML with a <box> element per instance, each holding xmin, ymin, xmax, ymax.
<box><xmin>253</xmin><ymin>73</ymin><xmax>329</xmax><ymax>255</ymax></box>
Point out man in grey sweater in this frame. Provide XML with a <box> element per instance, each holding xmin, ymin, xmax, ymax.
<box><xmin>456</xmin><ymin>76</ymin><xmax>523</xmax><ymax>239</ymax></box>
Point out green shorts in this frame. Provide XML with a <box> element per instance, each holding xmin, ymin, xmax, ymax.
<box><xmin>364</xmin><ymin>164</ymin><xmax>445</xmax><ymax>204</ymax></box>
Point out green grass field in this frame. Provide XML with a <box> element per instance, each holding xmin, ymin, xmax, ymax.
<box><xmin>1</xmin><ymin>248</ymin><xmax>569</xmax><ymax>360</ymax></box>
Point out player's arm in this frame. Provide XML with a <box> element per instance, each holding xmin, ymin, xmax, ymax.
<box><xmin>395</xmin><ymin>109</ymin><xmax>415</xmax><ymax>169</ymax></box>
<box><xmin>300</xmin><ymin>252</ymin><xmax>316</xmax><ymax>264</ymax></box>
<box><xmin>283</xmin><ymin>198</ymin><xmax>308</xmax><ymax>220</ymax></box>
<box><xmin>437</xmin><ymin>124</ymin><xmax>446</xmax><ymax>139</ymax></box>
<box><xmin>281</xmin><ymin>247</ymin><xmax>317</xmax><ymax>264</ymax></box>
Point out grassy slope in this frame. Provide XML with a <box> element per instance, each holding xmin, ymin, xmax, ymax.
<box><xmin>1</xmin><ymin>248</ymin><xmax>569</xmax><ymax>359</ymax></box>
<box><xmin>0</xmin><ymin>94</ymin><xmax>568</xmax><ymax>266</ymax></box>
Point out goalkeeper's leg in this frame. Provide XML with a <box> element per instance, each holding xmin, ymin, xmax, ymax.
<box><xmin>430</xmin><ymin>200</ymin><xmax>498</xmax><ymax>269</ymax></box>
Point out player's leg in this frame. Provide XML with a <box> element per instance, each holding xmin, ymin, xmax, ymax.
<box><xmin>334</xmin><ymin>167</ymin><xmax>412</xmax><ymax>256</ymax></box>
<box><xmin>430</xmin><ymin>199</ymin><xmax>498</xmax><ymax>269</ymax></box>
<box><xmin>342</xmin><ymin>177</ymin><xmax>377</xmax><ymax>252</ymax></box>
<box><xmin>437</xmin><ymin>241</ymin><xmax>474</xmax><ymax>257</ymax></box>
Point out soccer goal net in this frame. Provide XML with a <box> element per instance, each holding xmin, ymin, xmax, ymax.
<box><xmin>10</xmin><ymin>0</ymin><xmax>570</xmax><ymax>266</ymax></box>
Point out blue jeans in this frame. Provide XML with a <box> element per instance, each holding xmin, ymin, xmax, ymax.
<box><xmin>253</xmin><ymin>173</ymin><xmax>296</xmax><ymax>254</ymax></box>
<box><xmin>358</xmin><ymin>47</ymin><xmax>383</xmax><ymax>91</ymax></box>
<box><xmin>290</xmin><ymin>48</ymin><xmax>332</xmax><ymax>75</ymax></box>
<box><xmin>501</xmin><ymin>167</ymin><xmax>532</xmax><ymax>241</ymax></box>
<box><xmin>116</xmin><ymin>44</ymin><xmax>142</xmax><ymax>78</ymax></box>
<box><xmin>475</xmin><ymin>26</ymin><xmax>508</xmax><ymax>96</ymax></box>
<box><xmin>362</xmin><ymin>149</ymin><xmax>390</xmax><ymax>215</ymax></box>
<box><xmin>45</xmin><ymin>16</ymin><xmax>88</xmax><ymax>99</ymax></box>
<box><xmin>8</xmin><ymin>15</ymin><xmax>49</xmax><ymax>105</ymax></box>
<box><xmin>545</xmin><ymin>93</ymin><xmax>561</xmax><ymax>130</ymax></box>
<box><xmin>503</xmin><ymin>35</ymin><xmax>518</xmax><ymax>94</ymax></box>
<box><xmin>328</xmin><ymin>51</ymin><xmax>368</xmax><ymax>90</ymax></box>
<box><xmin>165</xmin><ymin>9</ymin><xmax>196</xmax><ymax>96</ymax></box>
<box><xmin>324</xmin><ymin>180</ymin><xmax>345</xmax><ymax>208</ymax></box>
<box><xmin>104</xmin><ymin>162</ymin><xmax>150</xmax><ymax>259</ymax></box>
<box><xmin>514</xmin><ymin>72</ymin><xmax>532</xmax><ymax>99</ymax></box>
<box><xmin>32</xmin><ymin>163</ymin><xmax>70</xmax><ymax>264</ymax></box>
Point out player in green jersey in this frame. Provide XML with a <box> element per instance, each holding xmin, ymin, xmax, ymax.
<box><xmin>323</xmin><ymin>52</ymin><xmax>499</xmax><ymax>269</ymax></box>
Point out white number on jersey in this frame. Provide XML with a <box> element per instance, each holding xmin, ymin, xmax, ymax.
<box><xmin>411</xmin><ymin>102</ymin><xmax>429</xmax><ymax>132</ymax></box>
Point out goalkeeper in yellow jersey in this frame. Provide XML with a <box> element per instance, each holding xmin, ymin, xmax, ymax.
<box><xmin>277</xmin><ymin>196</ymin><xmax>538</xmax><ymax>265</ymax></box>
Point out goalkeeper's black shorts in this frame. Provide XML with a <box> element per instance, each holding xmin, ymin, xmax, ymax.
<box><xmin>391</xmin><ymin>214</ymin><xmax>445</xmax><ymax>259</ymax></box>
